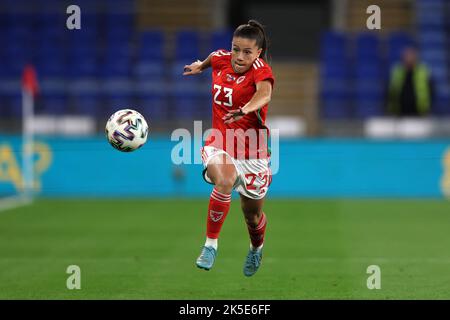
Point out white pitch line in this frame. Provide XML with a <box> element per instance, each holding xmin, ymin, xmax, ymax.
<box><xmin>0</xmin><ymin>196</ymin><xmax>33</xmax><ymax>213</ymax></box>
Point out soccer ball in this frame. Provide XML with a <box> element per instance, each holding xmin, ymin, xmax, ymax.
<box><xmin>105</xmin><ymin>109</ymin><xmax>149</xmax><ymax>152</ymax></box>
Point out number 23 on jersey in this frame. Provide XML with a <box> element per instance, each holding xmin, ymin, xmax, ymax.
<box><xmin>213</xmin><ymin>84</ymin><xmax>233</xmax><ymax>107</ymax></box>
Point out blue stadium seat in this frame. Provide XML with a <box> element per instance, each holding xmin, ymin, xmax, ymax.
<box><xmin>321</xmin><ymin>61</ymin><xmax>351</xmax><ymax>79</ymax></box>
<box><xmin>139</xmin><ymin>30</ymin><xmax>164</xmax><ymax>61</ymax></box>
<box><xmin>426</xmin><ymin>61</ymin><xmax>448</xmax><ymax>83</ymax></box>
<box><xmin>319</xmin><ymin>31</ymin><xmax>353</xmax><ymax>119</ymax></box>
<box><xmin>134</xmin><ymin>61</ymin><xmax>165</xmax><ymax>80</ymax></box>
<box><xmin>69</xmin><ymin>80</ymin><xmax>102</xmax><ymax>116</ymax></box>
<box><xmin>197</xmin><ymin>86</ymin><xmax>213</xmax><ymax>119</ymax></box>
<box><xmin>68</xmin><ymin>28</ymin><xmax>98</xmax><ymax>46</ymax></box>
<box><xmin>38</xmin><ymin>78</ymin><xmax>68</xmax><ymax>115</ymax></box>
<box><xmin>421</xmin><ymin>49</ymin><xmax>447</xmax><ymax>66</ymax></box>
<box><xmin>139</xmin><ymin>94</ymin><xmax>168</xmax><ymax>121</ymax></box>
<box><xmin>136</xmin><ymin>79</ymin><xmax>170</xmax><ymax>121</ymax></box>
<box><xmin>36</xmin><ymin>37</ymin><xmax>65</xmax><ymax>61</ymax></box>
<box><xmin>175</xmin><ymin>30</ymin><xmax>201</xmax><ymax>60</ymax></box>
<box><xmin>34</xmin><ymin>37</ymin><xmax>64</xmax><ymax>58</ymax></box>
<box><xmin>0</xmin><ymin>88</ymin><xmax>21</xmax><ymax>117</ymax></box>
<box><xmin>170</xmin><ymin>65</ymin><xmax>203</xmax><ymax>118</ymax></box>
<box><xmin>418</xmin><ymin>30</ymin><xmax>447</xmax><ymax>48</ymax></box>
<box><xmin>74</xmin><ymin>93</ymin><xmax>101</xmax><ymax>116</ymax></box>
<box><xmin>417</xmin><ymin>13</ymin><xmax>445</xmax><ymax>30</ymax></box>
<box><xmin>36</xmin><ymin>13</ymin><xmax>66</xmax><ymax>30</ymax></box>
<box><xmin>320</xmin><ymin>41</ymin><xmax>352</xmax><ymax>124</ymax></box>
<box><xmin>39</xmin><ymin>93</ymin><xmax>67</xmax><ymax>115</ymax></box>
<box><xmin>4</xmin><ymin>26</ymin><xmax>32</xmax><ymax>46</ymax></box>
<box><xmin>67</xmin><ymin>46</ymin><xmax>98</xmax><ymax>79</ymax></box>
<box><xmin>9</xmin><ymin>93</ymin><xmax>23</xmax><ymax>117</ymax></box>
<box><xmin>101</xmin><ymin>58</ymin><xmax>132</xmax><ymax>78</ymax></box>
<box><xmin>106</xmin><ymin>13</ymin><xmax>134</xmax><ymax>28</ymax></box>
<box><xmin>67</xmin><ymin>58</ymin><xmax>98</xmax><ymax>79</ymax></box>
<box><xmin>102</xmin><ymin>95</ymin><xmax>135</xmax><ymax>118</ymax></box>
<box><xmin>3</xmin><ymin>50</ymin><xmax>32</xmax><ymax>78</ymax></box>
<box><xmin>172</xmin><ymin>96</ymin><xmax>202</xmax><ymax>119</ymax></box>
<box><xmin>104</xmin><ymin>42</ymin><xmax>132</xmax><ymax>60</ymax></box>
<box><xmin>100</xmin><ymin>42</ymin><xmax>133</xmax><ymax>78</ymax></box>
<box><xmin>353</xmin><ymin>82</ymin><xmax>384</xmax><ymax>118</ymax></box>
<box><xmin>102</xmin><ymin>80</ymin><xmax>135</xmax><ymax>116</ymax></box>
<box><xmin>105</xmin><ymin>0</ymin><xmax>135</xmax><ymax>13</ymax></box>
<box><xmin>39</xmin><ymin>0</ymin><xmax>65</xmax><ymax>11</ymax></box>
<box><xmin>106</xmin><ymin>27</ymin><xmax>133</xmax><ymax>46</ymax></box>
<box><xmin>416</xmin><ymin>1</ymin><xmax>446</xmax><ymax>29</ymax></box>
<box><xmin>321</xmin><ymin>97</ymin><xmax>353</xmax><ymax>119</ymax></box>
<box><xmin>7</xmin><ymin>12</ymin><xmax>34</xmax><ymax>28</ymax></box>
<box><xmin>354</xmin><ymin>63</ymin><xmax>383</xmax><ymax>80</ymax></box>
<box><xmin>171</xmin><ymin>78</ymin><xmax>200</xmax><ymax>97</ymax></box>
<box><xmin>209</xmin><ymin>29</ymin><xmax>233</xmax><ymax>53</ymax></box>
<box><xmin>36</xmin><ymin>58</ymin><xmax>66</xmax><ymax>78</ymax></box>
<box><xmin>355</xmin><ymin>33</ymin><xmax>381</xmax><ymax>61</ymax></box>
<box><xmin>354</xmin><ymin>99</ymin><xmax>384</xmax><ymax>118</ymax></box>
<box><xmin>434</xmin><ymin>86</ymin><xmax>450</xmax><ymax>115</ymax></box>
<box><xmin>320</xmin><ymin>31</ymin><xmax>348</xmax><ymax>61</ymax></box>
<box><xmin>0</xmin><ymin>61</ymin><xmax>10</xmax><ymax>79</ymax></box>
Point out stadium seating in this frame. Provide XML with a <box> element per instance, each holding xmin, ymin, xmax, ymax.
<box><xmin>135</xmin><ymin>80</ymin><xmax>168</xmax><ymax>120</ymax></box>
<box><xmin>416</xmin><ymin>0</ymin><xmax>449</xmax><ymax>114</ymax></box>
<box><xmin>319</xmin><ymin>31</ymin><xmax>353</xmax><ymax>118</ymax></box>
<box><xmin>209</xmin><ymin>29</ymin><xmax>233</xmax><ymax>53</ymax></box>
<box><xmin>319</xmin><ymin>12</ymin><xmax>450</xmax><ymax>118</ymax></box>
<box><xmin>353</xmin><ymin>33</ymin><xmax>385</xmax><ymax>118</ymax></box>
<box><xmin>69</xmin><ymin>80</ymin><xmax>102</xmax><ymax>116</ymax></box>
<box><xmin>0</xmin><ymin>0</ymin><xmax>231</xmax><ymax>120</ymax></box>
<box><xmin>175</xmin><ymin>30</ymin><xmax>201</xmax><ymax>61</ymax></box>
<box><xmin>1</xmin><ymin>0</ymin><xmax>448</xmax><ymax>120</ymax></box>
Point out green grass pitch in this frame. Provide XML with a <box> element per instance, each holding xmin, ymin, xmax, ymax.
<box><xmin>0</xmin><ymin>198</ymin><xmax>450</xmax><ymax>299</ymax></box>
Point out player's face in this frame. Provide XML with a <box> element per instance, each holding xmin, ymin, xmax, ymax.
<box><xmin>231</xmin><ymin>37</ymin><xmax>262</xmax><ymax>74</ymax></box>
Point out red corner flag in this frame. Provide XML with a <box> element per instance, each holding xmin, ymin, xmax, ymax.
<box><xmin>22</xmin><ymin>65</ymin><xmax>39</xmax><ymax>97</ymax></box>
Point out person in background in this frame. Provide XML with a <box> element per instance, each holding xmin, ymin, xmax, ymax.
<box><xmin>387</xmin><ymin>46</ymin><xmax>434</xmax><ymax>117</ymax></box>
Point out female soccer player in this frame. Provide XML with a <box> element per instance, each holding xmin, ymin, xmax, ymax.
<box><xmin>183</xmin><ymin>20</ymin><xmax>274</xmax><ymax>277</ymax></box>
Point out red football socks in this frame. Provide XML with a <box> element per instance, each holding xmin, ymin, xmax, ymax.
<box><xmin>206</xmin><ymin>188</ymin><xmax>231</xmax><ymax>239</ymax></box>
<box><xmin>247</xmin><ymin>212</ymin><xmax>267</xmax><ymax>249</ymax></box>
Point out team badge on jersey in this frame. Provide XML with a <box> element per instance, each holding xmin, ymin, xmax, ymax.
<box><xmin>236</xmin><ymin>76</ymin><xmax>246</xmax><ymax>84</ymax></box>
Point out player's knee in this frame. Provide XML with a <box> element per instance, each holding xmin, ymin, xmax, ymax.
<box><xmin>214</xmin><ymin>175</ymin><xmax>236</xmax><ymax>194</ymax></box>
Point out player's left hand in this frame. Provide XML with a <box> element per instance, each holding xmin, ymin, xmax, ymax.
<box><xmin>223</xmin><ymin>108</ymin><xmax>246</xmax><ymax>124</ymax></box>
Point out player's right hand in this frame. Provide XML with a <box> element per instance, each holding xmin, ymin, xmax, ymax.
<box><xmin>183</xmin><ymin>60</ymin><xmax>203</xmax><ymax>75</ymax></box>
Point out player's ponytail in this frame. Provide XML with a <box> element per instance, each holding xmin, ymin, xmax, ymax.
<box><xmin>248</xmin><ymin>20</ymin><xmax>269</xmax><ymax>61</ymax></box>
<box><xmin>234</xmin><ymin>19</ymin><xmax>270</xmax><ymax>62</ymax></box>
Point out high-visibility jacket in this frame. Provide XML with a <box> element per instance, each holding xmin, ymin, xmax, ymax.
<box><xmin>388</xmin><ymin>63</ymin><xmax>431</xmax><ymax>115</ymax></box>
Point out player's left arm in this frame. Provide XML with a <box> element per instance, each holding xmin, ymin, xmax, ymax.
<box><xmin>223</xmin><ymin>80</ymin><xmax>272</xmax><ymax>124</ymax></box>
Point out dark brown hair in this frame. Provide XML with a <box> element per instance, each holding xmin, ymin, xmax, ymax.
<box><xmin>233</xmin><ymin>19</ymin><xmax>270</xmax><ymax>62</ymax></box>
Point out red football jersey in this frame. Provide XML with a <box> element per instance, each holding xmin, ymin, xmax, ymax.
<box><xmin>205</xmin><ymin>49</ymin><xmax>275</xmax><ymax>159</ymax></box>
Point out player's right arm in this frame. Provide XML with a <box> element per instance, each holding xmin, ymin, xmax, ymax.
<box><xmin>183</xmin><ymin>53</ymin><xmax>213</xmax><ymax>76</ymax></box>
<box><xmin>183</xmin><ymin>49</ymin><xmax>229</xmax><ymax>76</ymax></box>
